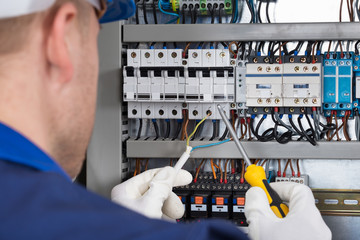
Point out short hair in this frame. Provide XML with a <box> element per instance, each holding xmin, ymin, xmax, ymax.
<box><xmin>0</xmin><ymin>0</ymin><xmax>90</xmax><ymax>55</ymax></box>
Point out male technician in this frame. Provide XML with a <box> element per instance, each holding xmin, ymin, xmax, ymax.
<box><xmin>0</xmin><ymin>0</ymin><xmax>330</xmax><ymax>239</ymax></box>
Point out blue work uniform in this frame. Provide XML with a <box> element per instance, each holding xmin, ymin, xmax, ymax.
<box><xmin>0</xmin><ymin>122</ymin><xmax>249</xmax><ymax>240</ymax></box>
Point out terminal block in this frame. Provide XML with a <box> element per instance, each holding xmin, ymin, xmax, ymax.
<box><xmin>275</xmin><ymin>174</ymin><xmax>309</xmax><ymax>186</ymax></box>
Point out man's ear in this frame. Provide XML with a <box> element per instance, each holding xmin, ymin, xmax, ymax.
<box><xmin>45</xmin><ymin>3</ymin><xmax>79</xmax><ymax>84</ymax></box>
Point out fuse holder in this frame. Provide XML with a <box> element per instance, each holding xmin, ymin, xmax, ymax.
<box><xmin>237</xmin><ymin>197</ymin><xmax>245</xmax><ymax>206</ymax></box>
<box><xmin>195</xmin><ymin>196</ymin><xmax>204</xmax><ymax>205</ymax></box>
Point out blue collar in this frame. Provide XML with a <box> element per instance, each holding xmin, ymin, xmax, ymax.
<box><xmin>0</xmin><ymin>122</ymin><xmax>71</xmax><ymax>181</ymax></box>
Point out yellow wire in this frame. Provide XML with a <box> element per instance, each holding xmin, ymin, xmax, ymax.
<box><xmin>177</xmin><ymin>18</ymin><xmax>180</xmax><ymax>24</ymax></box>
<box><xmin>186</xmin><ymin>113</ymin><xmax>211</xmax><ymax>146</ymax></box>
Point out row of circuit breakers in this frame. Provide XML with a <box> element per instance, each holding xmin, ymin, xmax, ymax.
<box><xmin>124</xmin><ymin>49</ymin><xmax>360</xmax><ymax>119</ymax></box>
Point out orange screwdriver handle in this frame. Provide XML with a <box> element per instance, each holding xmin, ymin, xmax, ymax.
<box><xmin>245</xmin><ymin>164</ymin><xmax>289</xmax><ymax>218</ymax></box>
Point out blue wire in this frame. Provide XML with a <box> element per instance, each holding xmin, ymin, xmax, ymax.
<box><xmin>158</xmin><ymin>0</ymin><xmax>179</xmax><ymax>17</ymax></box>
<box><xmin>166</xmin><ymin>17</ymin><xmax>179</xmax><ymax>24</ymax></box>
<box><xmin>191</xmin><ymin>139</ymin><xmax>231</xmax><ymax>152</ymax></box>
<box><xmin>233</xmin><ymin>0</ymin><xmax>238</xmax><ymax>23</ymax></box>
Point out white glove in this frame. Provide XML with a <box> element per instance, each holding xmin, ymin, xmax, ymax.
<box><xmin>111</xmin><ymin>167</ymin><xmax>192</xmax><ymax>220</ymax></box>
<box><xmin>245</xmin><ymin>182</ymin><xmax>332</xmax><ymax>240</ymax></box>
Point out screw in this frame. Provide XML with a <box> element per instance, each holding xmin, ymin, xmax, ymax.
<box><xmin>264</xmin><ymin>57</ymin><xmax>270</xmax><ymax>63</ymax></box>
<box><xmin>289</xmin><ymin>57</ymin><xmax>295</xmax><ymax>63</ymax></box>
<box><xmin>206</xmin><ymin>52</ymin><xmax>211</xmax><ymax>58</ymax></box>
<box><xmin>257</xmin><ymin>66</ymin><xmax>263</xmax><ymax>72</ymax></box>
<box><xmin>356</xmin><ymin>57</ymin><xmax>359</xmax><ymax>61</ymax></box>
<box><xmin>230</xmin><ymin>60</ymin><xmax>236</xmax><ymax>65</ymax></box>
<box><xmin>158</xmin><ymin>52</ymin><xmax>164</xmax><ymax>58</ymax></box>
<box><xmin>294</xmin><ymin>98</ymin><xmax>300</xmax><ymax>104</ymax></box>
<box><xmin>171</xmin><ymin>52</ymin><xmax>177</xmax><ymax>58</ymax></box>
<box><xmin>253</xmin><ymin>108</ymin><xmax>258</xmax><ymax>112</ymax></box>
<box><xmin>192</xmin><ymin>52</ymin><xmax>198</xmax><ymax>58</ymax></box>
<box><xmin>206</xmin><ymin>110</ymin><xmax>212</xmax><ymax>116</ymax></box>
<box><xmin>266</xmin><ymin>98</ymin><xmax>271</xmax><ymax>104</ymax></box>
<box><xmin>347</xmin><ymin>104</ymin><xmax>351</xmax><ymax>108</ymax></box>
<box><xmin>159</xmin><ymin>109</ymin><xmax>164</xmax><ymax>115</ymax></box>
<box><xmin>341</xmin><ymin>111</ymin><xmax>345</xmax><ymax>116</ymax></box>
<box><xmin>266</xmin><ymin>66</ymin><xmax>271</xmax><ymax>72</ymax></box>
<box><xmin>312</xmin><ymin>66</ymin><xmax>318</xmax><ymax>72</ymax></box>
<box><xmin>275</xmin><ymin>98</ymin><xmax>280</xmax><ymax>104</ymax></box>
<box><xmin>230</xmin><ymin>103</ymin><xmax>236</xmax><ymax>108</ymax></box>
<box><xmin>303</xmin><ymin>66</ymin><xmax>309</xmax><ymax>72</ymax></box>
<box><xmin>144</xmin><ymin>52</ymin><xmax>150</xmax><ymax>58</ymax></box>
<box><xmin>294</xmin><ymin>66</ymin><xmax>300</xmax><ymax>72</ymax></box>
<box><xmin>289</xmin><ymin>108</ymin><xmax>295</xmax><ymax>113</ymax></box>
<box><xmin>238</xmin><ymin>103</ymin><xmax>243</xmax><ymax>107</ymax></box>
<box><xmin>182</xmin><ymin>103</ymin><xmax>187</xmax><ymax>108</ymax></box>
<box><xmin>346</xmin><ymin>61</ymin><xmax>351</xmax><ymax>65</ymax></box>
<box><xmin>225</xmin><ymin>2</ymin><xmax>231</xmax><ymax>7</ymax></box>
<box><xmin>264</xmin><ymin>107</ymin><xmax>269</xmax><ymax>113</ymax></box>
<box><xmin>201</xmin><ymin>3</ymin><xmax>206</xmax><ymax>8</ymax></box>
<box><xmin>326</xmin><ymin>110</ymin><xmax>331</xmax><ymax>115</ymax></box>
<box><xmin>300</xmin><ymin>57</ymin><xmax>306</xmax><ymax>63</ymax></box>
<box><xmin>275</xmin><ymin>66</ymin><xmax>280</xmax><ymax>72</ymax></box>
<box><xmin>220</xmin><ymin>52</ymin><xmax>226</xmax><ymax>58</ymax></box>
<box><xmin>300</xmin><ymin>107</ymin><xmax>305</xmax><ymax>113</ymax></box>
<box><xmin>354</xmin><ymin>103</ymin><xmax>358</xmax><ymax>107</ymax></box>
<box><xmin>303</xmin><ymin>98</ymin><xmax>308</xmax><ymax>104</ymax></box>
<box><xmin>182</xmin><ymin>60</ymin><xmax>187</xmax><ymax>65</ymax></box>
<box><xmin>257</xmin><ymin>99</ymin><xmax>263</xmax><ymax>104</ymax></box>
<box><xmin>312</xmin><ymin>98</ymin><xmax>317</xmax><ymax>104</ymax></box>
<box><xmin>332</xmin><ymin>61</ymin><xmax>336</xmax><ymax>66</ymax></box>
<box><xmin>131</xmin><ymin>52</ymin><xmax>137</xmax><ymax>58</ymax></box>
<box><xmin>275</xmin><ymin>57</ymin><xmax>280</xmax><ymax>63</ymax></box>
<box><xmin>340</xmin><ymin>61</ymin><xmax>344</xmax><ymax>65</ymax></box>
<box><xmin>253</xmin><ymin>58</ymin><xmax>258</xmax><ymax>63</ymax></box>
<box><xmin>193</xmin><ymin>110</ymin><xmax>198</xmax><ymax>116</ymax></box>
<box><xmin>355</xmin><ymin>66</ymin><xmax>359</xmax><ymax>70</ymax></box>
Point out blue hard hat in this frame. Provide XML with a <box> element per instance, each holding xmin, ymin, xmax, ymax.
<box><xmin>100</xmin><ymin>0</ymin><xmax>136</xmax><ymax>23</ymax></box>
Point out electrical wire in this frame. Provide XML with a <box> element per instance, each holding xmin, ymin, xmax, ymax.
<box><xmin>218</xmin><ymin>159</ymin><xmax>223</xmax><ymax>183</ymax></box>
<box><xmin>136</xmin><ymin>119</ymin><xmax>143</xmax><ymax>140</ymax></box>
<box><xmin>210</xmin><ymin>159</ymin><xmax>217</xmax><ymax>180</ymax></box>
<box><xmin>143</xmin><ymin>1</ymin><xmax>148</xmax><ymax>24</ymax></box>
<box><xmin>245</xmin><ymin>0</ymin><xmax>254</xmax><ymax>23</ymax></box>
<box><xmin>152</xmin><ymin>0</ymin><xmax>158</xmax><ymax>24</ymax></box>
<box><xmin>296</xmin><ymin>159</ymin><xmax>301</xmax><ymax>177</ymax></box>
<box><xmin>258</xmin><ymin>0</ymin><xmax>263</xmax><ymax>23</ymax></box>
<box><xmin>152</xmin><ymin>119</ymin><xmax>160</xmax><ymax>140</ymax></box>
<box><xmin>297</xmin><ymin>115</ymin><xmax>316</xmax><ymax>146</ymax></box>
<box><xmin>194</xmin><ymin>159</ymin><xmax>205</xmax><ymax>183</ymax></box>
<box><xmin>210</xmin><ymin>120</ymin><xmax>217</xmax><ymax>141</ymax></box>
<box><xmin>135</xmin><ymin>3</ymin><xmax>140</xmax><ymax>24</ymax></box>
<box><xmin>277</xmin><ymin>159</ymin><xmax>281</xmax><ymax>177</ymax></box>
<box><xmin>191</xmin><ymin>139</ymin><xmax>231</xmax><ymax>152</ymax></box>
<box><xmin>172</xmin><ymin>119</ymin><xmax>182</xmax><ymax>140</ymax></box>
<box><xmin>283</xmin><ymin>159</ymin><xmax>290</xmax><ymax>177</ymax></box>
<box><xmin>218</xmin><ymin>3</ymin><xmax>224</xmax><ymax>23</ymax></box>
<box><xmin>266</xmin><ymin>0</ymin><xmax>271</xmax><ymax>23</ymax></box>
<box><xmin>187</xmin><ymin>113</ymin><xmax>211</xmax><ymax>146</ymax></box>
<box><xmin>164</xmin><ymin>119</ymin><xmax>171</xmax><ymax>139</ymax></box>
<box><xmin>343</xmin><ymin>112</ymin><xmax>351</xmax><ymax>141</ymax></box>
<box><xmin>159</xmin><ymin>0</ymin><xmax>180</xmax><ymax>18</ymax></box>
<box><xmin>334</xmin><ymin>112</ymin><xmax>341</xmax><ymax>141</ymax></box>
<box><xmin>224</xmin><ymin>159</ymin><xmax>230</xmax><ymax>183</ymax></box>
<box><xmin>355</xmin><ymin>109</ymin><xmax>360</xmax><ymax>141</ymax></box>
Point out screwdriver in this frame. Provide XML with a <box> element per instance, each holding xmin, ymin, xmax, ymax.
<box><xmin>217</xmin><ymin>105</ymin><xmax>289</xmax><ymax>218</ymax></box>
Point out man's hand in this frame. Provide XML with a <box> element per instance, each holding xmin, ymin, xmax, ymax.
<box><xmin>111</xmin><ymin>167</ymin><xmax>192</xmax><ymax>220</ymax></box>
<box><xmin>245</xmin><ymin>182</ymin><xmax>331</xmax><ymax>240</ymax></box>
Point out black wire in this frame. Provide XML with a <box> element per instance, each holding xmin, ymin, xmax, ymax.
<box><xmin>192</xmin><ymin>120</ymin><xmax>205</xmax><ymax>140</ymax></box>
<box><xmin>172</xmin><ymin>120</ymin><xmax>182</xmax><ymax>140</ymax></box>
<box><xmin>305</xmin><ymin>112</ymin><xmax>316</xmax><ymax>140</ymax></box>
<box><xmin>219</xmin><ymin>127</ymin><xmax>228</xmax><ymax>141</ymax></box>
<box><xmin>220</xmin><ymin>42</ymin><xmax>227</xmax><ymax>48</ymax></box>
<box><xmin>153</xmin><ymin>120</ymin><xmax>160</xmax><ymax>140</ymax></box>
<box><xmin>135</xmin><ymin>3</ymin><xmax>140</xmax><ymax>24</ymax></box>
<box><xmin>143</xmin><ymin>1</ymin><xmax>148</xmax><ymax>24</ymax></box>
<box><xmin>218</xmin><ymin>4</ymin><xmax>223</xmax><ymax>23</ymax></box>
<box><xmin>182</xmin><ymin>4</ymin><xmax>186</xmax><ymax>24</ymax></box>
<box><xmin>274</xmin><ymin>122</ymin><xmax>292</xmax><ymax>144</ymax></box>
<box><xmin>164</xmin><ymin>120</ymin><xmax>170</xmax><ymax>139</ymax></box>
<box><xmin>297</xmin><ymin>116</ymin><xmax>316</xmax><ymax>146</ymax></box>
<box><xmin>189</xmin><ymin>5</ymin><xmax>195</xmax><ymax>24</ymax></box>
<box><xmin>152</xmin><ymin>0</ymin><xmax>158</xmax><ymax>24</ymax></box>
<box><xmin>355</xmin><ymin>40</ymin><xmax>360</xmax><ymax>55</ymax></box>
<box><xmin>289</xmin><ymin>116</ymin><xmax>304</xmax><ymax>138</ymax></box>
<box><xmin>266</xmin><ymin>0</ymin><xmax>271</xmax><ymax>23</ymax></box>
<box><xmin>208</xmin><ymin>4</ymin><xmax>215</xmax><ymax>24</ymax></box>
<box><xmin>230</xmin><ymin>0</ymin><xmax>236</xmax><ymax>23</ymax></box>
<box><xmin>210</xmin><ymin>120</ymin><xmax>217</xmax><ymax>141</ymax></box>
<box><xmin>250</xmin><ymin>116</ymin><xmax>275</xmax><ymax>142</ymax></box>
<box><xmin>258</xmin><ymin>0</ymin><xmax>263</xmax><ymax>23</ymax></box>
<box><xmin>136</xmin><ymin>119</ymin><xmax>143</xmax><ymax>140</ymax></box>
<box><xmin>316</xmin><ymin>41</ymin><xmax>323</xmax><ymax>53</ymax></box>
<box><xmin>245</xmin><ymin>0</ymin><xmax>254</xmax><ymax>23</ymax></box>
<box><xmin>193</xmin><ymin>5</ymin><xmax>199</xmax><ymax>23</ymax></box>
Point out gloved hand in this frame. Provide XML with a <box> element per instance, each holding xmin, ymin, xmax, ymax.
<box><xmin>245</xmin><ymin>182</ymin><xmax>332</xmax><ymax>240</ymax></box>
<box><xmin>111</xmin><ymin>167</ymin><xmax>192</xmax><ymax>220</ymax></box>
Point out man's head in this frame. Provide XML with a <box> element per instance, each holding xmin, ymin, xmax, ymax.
<box><xmin>0</xmin><ymin>0</ymin><xmax>133</xmax><ymax>178</ymax></box>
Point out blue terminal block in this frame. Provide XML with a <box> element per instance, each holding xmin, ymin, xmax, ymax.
<box><xmin>352</xmin><ymin>55</ymin><xmax>360</xmax><ymax>111</ymax></box>
<box><xmin>323</xmin><ymin>52</ymin><xmax>354</xmax><ymax>117</ymax></box>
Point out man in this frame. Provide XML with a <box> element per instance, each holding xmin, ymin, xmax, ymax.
<box><xmin>0</xmin><ymin>0</ymin><xmax>331</xmax><ymax>239</ymax></box>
